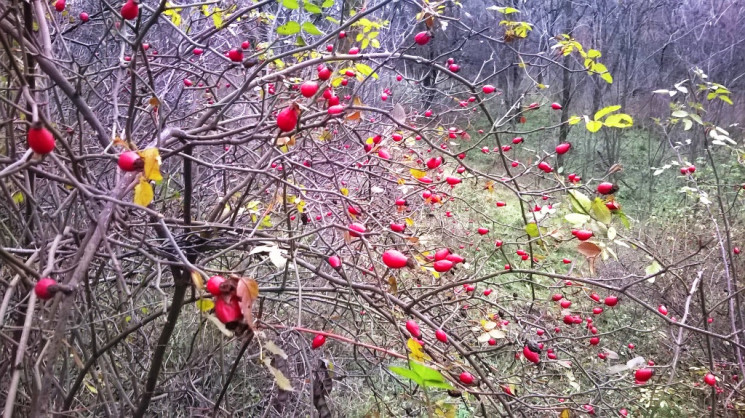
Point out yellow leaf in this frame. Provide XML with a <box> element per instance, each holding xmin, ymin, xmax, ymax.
<box><xmin>263</xmin><ymin>357</ymin><xmax>294</xmax><ymax>391</ymax></box>
<box><xmin>404</xmin><ymin>218</ymin><xmax>414</xmax><ymax>227</ymax></box>
<box><xmin>137</xmin><ymin>148</ymin><xmax>162</xmax><ymax>182</ymax></box>
<box><xmin>340</xmin><ymin>187</ymin><xmax>349</xmax><ymax>196</ymax></box>
<box><xmin>560</xmin><ymin>409</ymin><xmax>571</xmax><ymax>418</ymax></box>
<box><xmin>410</xmin><ymin>168</ymin><xmax>427</xmax><ymax>179</ymax></box>
<box><xmin>407</xmin><ymin>338</ymin><xmax>431</xmax><ymax>362</ymax></box>
<box><xmin>133</xmin><ymin>177</ymin><xmax>154</xmax><ymax>207</ymax></box>
<box><xmin>12</xmin><ymin>191</ymin><xmax>23</xmax><ymax>204</ymax></box>
<box><xmin>196</xmin><ymin>299</ymin><xmax>215</xmax><ymax>312</ymax></box>
<box><xmin>84</xmin><ymin>381</ymin><xmax>98</xmax><ymax>394</ymax></box>
<box><xmin>567</xmin><ymin>115</ymin><xmax>582</xmax><ymax>125</ymax></box>
<box><xmin>264</xmin><ymin>340</ymin><xmax>288</xmax><ymax>359</ymax></box>
<box><xmin>585</xmin><ymin>120</ymin><xmax>603</xmax><ymax>133</ymax></box>
<box><xmin>191</xmin><ymin>271</ymin><xmax>204</xmax><ymax>289</ymax></box>
<box><xmin>397</xmin><ymin>178</ymin><xmax>406</xmax><ymax>185</ymax></box>
<box><xmin>148</xmin><ymin>97</ymin><xmax>160</xmax><ymax>107</ymax></box>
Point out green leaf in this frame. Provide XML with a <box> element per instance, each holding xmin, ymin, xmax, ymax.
<box><xmin>591</xmin><ymin>198</ymin><xmax>612</xmax><ymax>225</ymax></box>
<box><xmin>321</xmin><ymin>0</ymin><xmax>334</xmax><ymax>7</ymax></box>
<box><xmin>280</xmin><ymin>0</ymin><xmax>299</xmax><ymax>9</ymax></box>
<box><xmin>617</xmin><ymin>211</ymin><xmax>631</xmax><ymax>228</ymax></box>
<box><xmin>586</xmin><ymin>120</ymin><xmax>603</xmax><ymax>133</ymax></box>
<box><xmin>719</xmin><ymin>95</ymin><xmax>733</xmax><ymax>105</ymax></box>
<box><xmin>671</xmin><ymin>110</ymin><xmax>688</xmax><ymax>118</ymax></box>
<box><xmin>565</xmin><ymin>213</ymin><xmax>590</xmax><ymax>226</ymax></box>
<box><xmin>410</xmin><ymin>361</ymin><xmax>447</xmax><ymax>384</ymax></box>
<box><xmin>277</xmin><ymin>21</ymin><xmax>301</xmax><ymax>35</ymax></box>
<box><xmin>525</xmin><ymin>223</ymin><xmax>539</xmax><ymax>237</ymax></box>
<box><xmin>325</xmin><ymin>16</ymin><xmax>339</xmax><ymax>24</ymax></box>
<box><xmin>356</xmin><ymin>32</ymin><xmax>364</xmax><ymax>42</ymax></box>
<box><xmin>354</xmin><ymin>63</ymin><xmax>378</xmax><ymax>79</ymax></box>
<box><xmin>594</xmin><ymin>105</ymin><xmax>621</xmax><ymax>121</ymax></box>
<box><xmin>301</xmin><ymin>21</ymin><xmax>323</xmax><ymax>35</ymax></box>
<box><xmin>303</xmin><ymin>1</ymin><xmax>321</xmax><ymax>13</ymax></box>
<box><xmin>568</xmin><ymin>190</ymin><xmax>592</xmax><ymax>214</ymax></box>
<box><xmin>587</xmin><ymin>49</ymin><xmax>601</xmax><ymax>59</ymax></box>
<box><xmin>389</xmin><ymin>366</ymin><xmax>425</xmax><ymax>386</ymax></box>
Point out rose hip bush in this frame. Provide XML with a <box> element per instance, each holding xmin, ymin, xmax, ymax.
<box><xmin>1</xmin><ymin>0</ymin><xmax>744</xmax><ymax>416</ymax></box>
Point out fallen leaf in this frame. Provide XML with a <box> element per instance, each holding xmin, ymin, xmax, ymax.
<box><xmin>133</xmin><ymin>177</ymin><xmax>154</xmax><ymax>207</ymax></box>
<box><xmin>236</xmin><ymin>277</ymin><xmax>259</xmax><ymax>328</ymax></box>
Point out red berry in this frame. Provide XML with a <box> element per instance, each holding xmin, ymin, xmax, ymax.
<box><xmin>318</xmin><ymin>67</ymin><xmax>332</xmax><ymax>80</ymax></box>
<box><xmin>27</xmin><ymin>125</ymin><xmax>56</xmax><ymax>154</ymax></box>
<box><xmin>214</xmin><ymin>296</ymin><xmax>242</xmax><ymax>324</ymax></box>
<box><xmin>560</xmin><ymin>300</ymin><xmax>572</xmax><ymax>309</ymax></box>
<box><xmin>117</xmin><ymin>151</ymin><xmax>143</xmax><ymax>171</ymax></box>
<box><xmin>658</xmin><ymin>305</ymin><xmax>668</xmax><ymax>315</ymax></box>
<box><xmin>604</xmin><ymin>296</ymin><xmax>618</xmax><ymax>306</ymax></box>
<box><xmin>121</xmin><ymin>0</ymin><xmax>139</xmax><ymax>20</ymax></box>
<box><xmin>435</xmin><ymin>329</ymin><xmax>448</xmax><ymax>343</ymax></box>
<box><xmin>328</xmin><ymin>256</ymin><xmax>342</xmax><ymax>269</ymax></box>
<box><xmin>79</xmin><ymin>12</ymin><xmax>89</xmax><ymax>22</ymax></box>
<box><xmin>597</xmin><ymin>182</ymin><xmax>618</xmax><ymax>195</ymax></box>
<box><xmin>433</xmin><ymin>260</ymin><xmax>454</xmax><ymax>272</ymax></box>
<box><xmin>537</xmin><ymin>161</ymin><xmax>553</xmax><ymax>173</ymax></box>
<box><xmin>311</xmin><ymin>334</ymin><xmax>326</xmax><ymax>349</ymax></box>
<box><xmin>573</xmin><ymin>229</ymin><xmax>593</xmax><ymax>241</ymax></box>
<box><xmin>206</xmin><ymin>276</ymin><xmax>225</xmax><ymax>296</ymax></box>
<box><xmin>477</xmin><ymin>227</ymin><xmax>489</xmax><ymax>235</ymax></box>
<box><xmin>277</xmin><ymin>105</ymin><xmax>299</xmax><ymax>132</ymax></box>
<box><xmin>300</xmin><ymin>81</ymin><xmax>319</xmax><ymax>98</ymax></box>
<box><xmin>328</xmin><ymin>105</ymin><xmax>345</xmax><ymax>115</ymax></box>
<box><xmin>562</xmin><ymin>258</ymin><xmax>572</xmax><ymax>264</ymax></box>
<box><xmin>241</xmin><ymin>41</ymin><xmax>250</xmax><ymax>49</ymax></box>
<box><xmin>382</xmin><ymin>250</ymin><xmax>409</xmax><ymax>269</ymax></box>
<box><xmin>704</xmin><ymin>373</ymin><xmax>716</xmax><ymax>386</ymax></box>
<box><xmin>635</xmin><ymin>368</ymin><xmax>654</xmax><ymax>383</ymax></box>
<box><xmin>459</xmin><ymin>371</ymin><xmax>474</xmax><ymax>385</ymax></box>
<box><xmin>483</xmin><ymin>288</ymin><xmax>493</xmax><ymax>296</ymax></box>
<box><xmin>555</xmin><ymin>142</ymin><xmax>571</xmax><ymax>154</ymax></box>
<box><xmin>414</xmin><ymin>31</ymin><xmax>431</xmax><ymax>45</ymax></box>
<box><xmin>348</xmin><ymin>223</ymin><xmax>366</xmax><ymax>237</ymax></box>
<box><xmin>35</xmin><ymin>278</ymin><xmax>57</xmax><ymax>299</ymax></box>
<box><xmin>338</xmin><ymin>31</ymin><xmax>346</xmax><ymax>39</ymax></box>
<box><xmin>734</xmin><ymin>247</ymin><xmax>741</xmax><ymax>255</ymax></box>
<box><xmin>405</xmin><ymin>320</ymin><xmax>421</xmax><ymax>338</ymax></box>
<box><xmin>54</xmin><ymin>0</ymin><xmax>66</xmax><ymax>12</ymax></box>
<box><xmin>593</xmin><ymin>307</ymin><xmax>603</xmax><ymax>315</ymax></box>
<box><xmin>390</xmin><ymin>223</ymin><xmax>406</xmax><ymax>233</ymax></box>
<box><xmin>523</xmin><ymin>345</ymin><xmax>540</xmax><ymax>364</ymax></box>
<box><xmin>482</xmin><ymin>85</ymin><xmax>496</xmax><ymax>94</ymax></box>
<box><xmin>550</xmin><ymin>102</ymin><xmax>562</xmax><ymax>110</ymax></box>
<box><xmin>228</xmin><ymin>48</ymin><xmax>243</xmax><ymax>62</ymax></box>
<box><xmin>589</xmin><ymin>337</ymin><xmax>600</xmax><ymax>345</ymax></box>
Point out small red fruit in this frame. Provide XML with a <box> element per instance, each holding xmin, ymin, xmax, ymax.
<box><xmin>390</xmin><ymin>223</ymin><xmax>406</xmax><ymax>233</ymax></box>
<box><xmin>328</xmin><ymin>105</ymin><xmax>345</xmax><ymax>115</ymax></box>
<box><xmin>597</xmin><ymin>182</ymin><xmax>619</xmax><ymax>195</ymax></box>
<box><xmin>593</xmin><ymin>307</ymin><xmax>604</xmax><ymax>315</ymax></box>
<box><xmin>628</xmin><ymin>343</ymin><xmax>635</xmax><ymax>349</ymax></box>
<box><xmin>35</xmin><ymin>278</ymin><xmax>57</xmax><ymax>299</ymax></box>
<box><xmin>555</xmin><ymin>142</ymin><xmax>571</xmax><ymax>154</ymax></box>
<box><xmin>459</xmin><ymin>371</ymin><xmax>474</xmax><ymax>385</ymax></box>
<box><xmin>328</xmin><ymin>256</ymin><xmax>342</xmax><ymax>269</ymax></box>
<box><xmin>214</xmin><ymin>296</ymin><xmax>242</xmax><ymax>324</ymax></box>
<box><xmin>434</xmin><ymin>248</ymin><xmax>450</xmax><ymax>261</ymax></box>
<box><xmin>228</xmin><ymin>48</ymin><xmax>243</xmax><ymax>62</ymax></box>
<box><xmin>121</xmin><ymin>0</ymin><xmax>139</xmax><ymax>20</ymax></box>
<box><xmin>382</xmin><ymin>250</ymin><xmax>409</xmax><ymax>269</ymax></box>
<box><xmin>590</xmin><ymin>293</ymin><xmax>601</xmax><ymax>302</ymax></box>
<box><xmin>277</xmin><ymin>105</ymin><xmax>299</xmax><ymax>132</ymax></box>
<box><xmin>573</xmin><ymin>229</ymin><xmax>593</xmax><ymax>241</ymax></box>
<box><xmin>117</xmin><ymin>151</ymin><xmax>143</xmax><ymax>171</ymax></box>
<box><xmin>206</xmin><ymin>275</ymin><xmax>226</xmax><ymax>296</ymax></box>
<box><xmin>523</xmin><ymin>345</ymin><xmax>540</xmax><ymax>364</ymax></box>
<box><xmin>734</xmin><ymin>247</ymin><xmax>741</xmax><ymax>255</ymax></box>
<box><xmin>348</xmin><ymin>223</ymin><xmax>366</xmax><ymax>237</ymax></box>
<box><xmin>604</xmin><ymin>296</ymin><xmax>619</xmax><ymax>306</ymax></box>
<box><xmin>589</xmin><ymin>337</ymin><xmax>600</xmax><ymax>345</ymax></box>
<box><xmin>414</xmin><ymin>31</ymin><xmax>431</xmax><ymax>45</ymax></box>
<box><xmin>537</xmin><ymin>161</ymin><xmax>553</xmax><ymax>173</ymax></box>
<box><xmin>658</xmin><ymin>305</ymin><xmax>668</xmax><ymax>315</ymax></box>
<box><xmin>551</xmin><ymin>102</ymin><xmax>562</xmax><ymax>110</ymax></box>
<box><xmin>562</xmin><ymin>258</ymin><xmax>572</xmax><ymax>264</ymax></box>
<box><xmin>483</xmin><ymin>288</ymin><xmax>493</xmax><ymax>296</ymax></box>
<box><xmin>79</xmin><ymin>12</ymin><xmax>90</xmax><ymax>22</ymax></box>
<box><xmin>433</xmin><ymin>260</ymin><xmax>454</xmax><ymax>272</ymax></box>
<box><xmin>477</xmin><ymin>227</ymin><xmax>489</xmax><ymax>235</ymax></box>
<box><xmin>54</xmin><ymin>0</ymin><xmax>66</xmax><ymax>12</ymax></box>
<box><xmin>635</xmin><ymin>368</ymin><xmax>654</xmax><ymax>383</ymax></box>
<box><xmin>552</xmin><ymin>294</ymin><xmax>563</xmax><ymax>301</ymax></box>
<box><xmin>311</xmin><ymin>334</ymin><xmax>326</xmax><ymax>349</ymax></box>
<box><xmin>405</xmin><ymin>320</ymin><xmax>421</xmax><ymax>338</ymax></box>
<box><xmin>300</xmin><ymin>81</ymin><xmax>319</xmax><ymax>98</ymax></box>
<box><xmin>318</xmin><ymin>67</ymin><xmax>332</xmax><ymax>80</ymax></box>
<box><xmin>435</xmin><ymin>329</ymin><xmax>448</xmax><ymax>343</ymax></box>
<box><xmin>704</xmin><ymin>373</ymin><xmax>716</xmax><ymax>386</ymax></box>
<box><xmin>27</xmin><ymin>125</ymin><xmax>56</xmax><ymax>154</ymax></box>
<box><xmin>560</xmin><ymin>300</ymin><xmax>571</xmax><ymax>309</ymax></box>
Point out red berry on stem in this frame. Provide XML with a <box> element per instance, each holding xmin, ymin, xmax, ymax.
<box><xmin>117</xmin><ymin>151</ymin><xmax>143</xmax><ymax>171</ymax></box>
<box><xmin>414</xmin><ymin>31</ymin><xmax>431</xmax><ymax>45</ymax></box>
<box><xmin>206</xmin><ymin>276</ymin><xmax>225</xmax><ymax>296</ymax></box>
<box><xmin>459</xmin><ymin>372</ymin><xmax>474</xmax><ymax>385</ymax></box>
<box><xmin>405</xmin><ymin>320</ymin><xmax>421</xmax><ymax>338</ymax></box>
<box><xmin>28</xmin><ymin>125</ymin><xmax>56</xmax><ymax>154</ymax></box>
<box><xmin>435</xmin><ymin>329</ymin><xmax>448</xmax><ymax>343</ymax></box>
<box><xmin>35</xmin><ymin>278</ymin><xmax>57</xmax><ymax>299</ymax></box>
<box><xmin>277</xmin><ymin>105</ymin><xmax>299</xmax><ymax>132</ymax></box>
<box><xmin>311</xmin><ymin>334</ymin><xmax>326</xmax><ymax>349</ymax></box>
<box><xmin>215</xmin><ymin>297</ymin><xmax>242</xmax><ymax>324</ymax></box>
<box><xmin>121</xmin><ymin>0</ymin><xmax>139</xmax><ymax>20</ymax></box>
<box><xmin>382</xmin><ymin>250</ymin><xmax>409</xmax><ymax>269</ymax></box>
